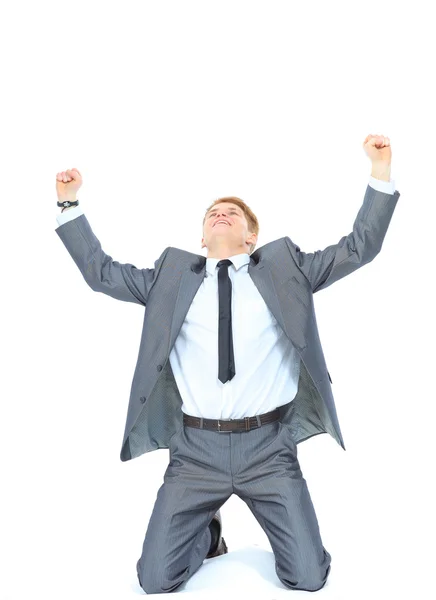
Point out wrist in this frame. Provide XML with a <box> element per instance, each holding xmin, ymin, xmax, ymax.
<box><xmin>371</xmin><ymin>162</ymin><xmax>391</xmax><ymax>182</ymax></box>
<box><xmin>58</xmin><ymin>198</ymin><xmax>78</xmax><ymax>212</ymax></box>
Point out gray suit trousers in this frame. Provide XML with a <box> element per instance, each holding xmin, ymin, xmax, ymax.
<box><xmin>136</xmin><ymin>416</ymin><xmax>331</xmax><ymax>593</ymax></box>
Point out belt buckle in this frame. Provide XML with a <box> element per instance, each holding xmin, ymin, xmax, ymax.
<box><xmin>217</xmin><ymin>419</ymin><xmax>231</xmax><ymax>433</ymax></box>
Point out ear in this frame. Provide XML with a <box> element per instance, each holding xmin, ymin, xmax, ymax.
<box><xmin>248</xmin><ymin>233</ymin><xmax>257</xmax><ymax>244</ymax></box>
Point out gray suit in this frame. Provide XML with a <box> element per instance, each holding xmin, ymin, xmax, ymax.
<box><xmin>56</xmin><ymin>183</ymin><xmax>400</xmax><ymax>592</ymax></box>
<box><xmin>56</xmin><ymin>183</ymin><xmax>400</xmax><ymax>461</ymax></box>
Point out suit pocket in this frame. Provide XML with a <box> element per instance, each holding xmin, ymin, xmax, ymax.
<box><xmin>168</xmin><ymin>421</ymin><xmax>184</xmax><ymax>448</ymax></box>
<box><xmin>279</xmin><ymin>421</ymin><xmax>297</xmax><ymax>451</ymax></box>
<box><xmin>274</xmin><ymin>422</ymin><xmax>299</xmax><ymax>466</ymax></box>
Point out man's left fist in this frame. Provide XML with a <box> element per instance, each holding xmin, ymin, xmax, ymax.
<box><xmin>363</xmin><ymin>133</ymin><xmax>392</xmax><ymax>164</ymax></box>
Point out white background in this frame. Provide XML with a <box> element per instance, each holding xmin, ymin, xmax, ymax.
<box><xmin>1</xmin><ymin>1</ymin><xmax>435</xmax><ymax>599</ymax></box>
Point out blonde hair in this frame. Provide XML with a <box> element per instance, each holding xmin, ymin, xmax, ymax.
<box><xmin>203</xmin><ymin>196</ymin><xmax>260</xmax><ymax>254</ymax></box>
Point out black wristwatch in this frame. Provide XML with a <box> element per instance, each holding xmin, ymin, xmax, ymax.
<box><xmin>57</xmin><ymin>199</ymin><xmax>79</xmax><ymax>211</ymax></box>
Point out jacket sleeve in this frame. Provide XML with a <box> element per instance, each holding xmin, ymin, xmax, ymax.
<box><xmin>285</xmin><ymin>183</ymin><xmax>400</xmax><ymax>294</ymax></box>
<box><xmin>56</xmin><ymin>213</ymin><xmax>168</xmax><ymax>306</ymax></box>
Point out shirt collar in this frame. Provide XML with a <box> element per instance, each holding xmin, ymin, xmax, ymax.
<box><xmin>206</xmin><ymin>253</ymin><xmax>250</xmax><ymax>277</ymax></box>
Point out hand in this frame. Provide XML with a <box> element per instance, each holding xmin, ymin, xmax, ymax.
<box><xmin>56</xmin><ymin>168</ymin><xmax>83</xmax><ymax>203</ymax></box>
<box><xmin>363</xmin><ymin>134</ymin><xmax>391</xmax><ymax>165</ymax></box>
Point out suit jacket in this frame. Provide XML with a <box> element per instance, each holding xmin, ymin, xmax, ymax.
<box><xmin>56</xmin><ymin>183</ymin><xmax>400</xmax><ymax>461</ymax></box>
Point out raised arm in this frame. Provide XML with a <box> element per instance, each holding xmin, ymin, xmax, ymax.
<box><xmin>55</xmin><ymin>168</ymin><xmax>168</xmax><ymax>306</ymax></box>
<box><xmin>286</xmin><ymin>134</ymin><xmax>400</xmax><ymax>293</ymax></box>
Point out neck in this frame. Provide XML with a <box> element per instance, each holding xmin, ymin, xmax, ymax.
<box><xmin>205</xmin><ymin>240</ymin><xmax>250</xmax><ymax>259</ymax></box>
<box><xmin>207</xmin><ymin>248</ymin><xmax>248</xmax><ymax>259</ymax></box>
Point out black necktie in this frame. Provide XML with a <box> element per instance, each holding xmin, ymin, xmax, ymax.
<box><xmin>217</xmin><ymin>259</ymin><xmax>235</xmax><ymax>383</ymax></box>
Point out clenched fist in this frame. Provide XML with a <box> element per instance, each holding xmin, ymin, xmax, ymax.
<box><xmin>363</xmin><ymin>134</ymin><xmax>391</xmax><ymax>165</ymax></box>
<box><xmin>56</xmin><ymin>168</ymin><xmax>83</xmax><ymax>203</ymax></box>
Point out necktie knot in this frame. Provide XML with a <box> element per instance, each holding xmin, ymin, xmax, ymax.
<box><xmin>217</xmin><ymin>259</ymin><xmax>233</xmax><ymax>271</ymax></box>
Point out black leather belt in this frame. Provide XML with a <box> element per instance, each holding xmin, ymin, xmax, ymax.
<box><xmin>183</xmin><ymin>408</ymin><xmax>280</xmax><ymax>432</ymax></box>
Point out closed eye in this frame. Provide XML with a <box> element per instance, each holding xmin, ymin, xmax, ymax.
<box><xmin>209</xmin><ymin>211</ymin><xmax>237</xmax><ymax>218</ymax></box>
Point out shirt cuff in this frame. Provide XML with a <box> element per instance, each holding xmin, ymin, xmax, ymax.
<box><xmin>368</xmin><ymin>175</ymin><xmax>395</xmax><ymax>195</ymax></box>
<box><xmin>56</xmin><ymin>204</ymin><xmax>84</xmax><ymax>227</ymax></box>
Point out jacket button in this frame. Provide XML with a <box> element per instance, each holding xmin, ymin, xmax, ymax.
<box><xmin>157</xmin><ymin>365</ymin><xmax>162</xmax><ymax>371</ymax></box>
<box><xmin>140</xmin><ymin>396</ymin><xmax>146</xmax><ymax>404</ymax></box>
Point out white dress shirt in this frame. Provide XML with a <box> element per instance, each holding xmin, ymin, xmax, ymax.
<box><xmin>56</xmin><ymin>176</ymin><xmax>396</xmax><ymax>419</ymax></box>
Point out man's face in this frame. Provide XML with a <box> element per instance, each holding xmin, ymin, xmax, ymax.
<box><xmin>201</xmin><ymin>203</ymin><xmax>256</xmax><ymax>251</ymax></box>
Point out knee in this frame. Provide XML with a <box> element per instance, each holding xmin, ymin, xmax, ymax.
<box><xmin>277</xmin><ymin>562</ymin><xmax>331</xmax><ymax>592</ymax></box>
<box><xmin>136</xmin><ymin>558</ymin><xmax>184</xmax><ymax>595</ymax></box>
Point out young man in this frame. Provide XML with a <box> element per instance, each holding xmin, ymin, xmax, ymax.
<box><xmin>55</xmin><ymin>134</ymin><xmax>399</xmax><ymax>593</ymax></box>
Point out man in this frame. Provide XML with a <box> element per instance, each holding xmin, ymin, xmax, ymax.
<box><xmin>55</xmin><ymin>133</ymin><xmax>399</xmax><ymax>593</ymax></box>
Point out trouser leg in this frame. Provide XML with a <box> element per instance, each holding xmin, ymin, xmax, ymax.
<box><xmin>233</xmin><ymin>420</ymin><xmax>331</xmax><ymax>592</ymax></box>
<box><xmin>136</xmin><ymin>424</ymin><xmax>232</xmax><ymax>594</ymax></box>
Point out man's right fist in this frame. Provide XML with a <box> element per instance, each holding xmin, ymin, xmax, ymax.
<box><xmin>56</xmin><ymin>168</ymin><xmax>83</xmax><ymax>202</ymax></box>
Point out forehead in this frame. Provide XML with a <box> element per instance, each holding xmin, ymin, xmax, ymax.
<box><xmin>207</xmin><ymin>203</ymin><xmax>241</xmax><ymax>213</ymax></box>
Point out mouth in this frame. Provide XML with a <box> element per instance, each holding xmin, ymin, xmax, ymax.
<box><xmin>213</xmin><ymin>222</ymin><xmax>230</xmax><ymax>227</ymax></box>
